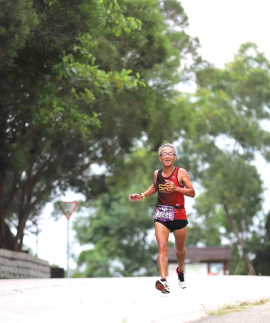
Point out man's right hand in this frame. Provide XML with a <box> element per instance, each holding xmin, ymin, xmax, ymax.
<box><xmin>128</xmin><ymin>193</ymin><xmax>143</xmax><ymax>202</ymax></box>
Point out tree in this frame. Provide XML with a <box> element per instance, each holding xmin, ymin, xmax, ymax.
<box><xmin>0</xmin><ymin>0</ymin><xmax>142</xmax><ymax>250</ymax></box>
<box><xmin>70</xmin><ymin>0</ymin><xmax>202</xmax><ymax>277</ymax></box>
<box><xmin>0</xmin><ymin>0</ymin><xmax>199</xmax><ymax>251</ymax></box>
<box><xmin>72</xmin><ymin>149</ymin><xmax>162</xmax><ymax>277</ymax></box>
<box><xmin>0</xmin><ymin>0</ymin><xmax>38</xmax><ymax>69</ymax></box>
<box><xmin>179</xmin><ymin>43</ymin><xmax>270</xmax><ymax>274</ymax></box>
<box><xmin>252</xmin><ymin>212</ymin><xmax>270</xmax><ymax>275</ymax></box>
<box><xmin>192</xmin><ymin>154</ymin><xmax>263</xmax><ymax>274</ymax></box>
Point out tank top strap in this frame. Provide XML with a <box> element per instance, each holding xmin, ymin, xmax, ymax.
<box><xmin>171</xmin><ymin>166</ymin><xmax>179</xmax><ymax>178</ymax></box>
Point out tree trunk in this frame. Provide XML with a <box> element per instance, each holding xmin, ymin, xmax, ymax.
<box><xmin>13</xmin><ymin>210</ymin><xmax>28</xmax><ymax>251</ymax></box>
<box><xmin>224</xmin><ymin>205</ymin><xmax>255</xmax><ymax>275</ymax></box>
<box><xmin>0</xmin><ymin>174</ymin><xmax>7</xmax><ymax>249</ymax></box>
<box><xmin>12</xmin><ymin>143</ymin><xmax>71</xmax><ymax>251</ymax></box>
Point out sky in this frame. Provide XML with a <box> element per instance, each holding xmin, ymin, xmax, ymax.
<box><xmin>24</xmin><ymin>0</ymin><xmax>270</xmax><ymax>271</ymax></box>
<box><xmin>180</xmin><ymin>0</ymin><xmax>270</xmax><ymax>68</ymax></box>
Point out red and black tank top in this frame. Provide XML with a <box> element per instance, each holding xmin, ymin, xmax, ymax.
<box><xmin>156</xmin><ymin>167</ymin><xmax>187</xmax><ymax>220</ymax></box>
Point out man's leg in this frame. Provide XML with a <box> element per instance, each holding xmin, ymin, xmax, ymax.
<box><xmin>173</xmin><ymin>226</ymin><xmax>187</xmax><ymax>271</ymax></box>
<box><xmin>155</xmin><ymin>221</ymin><xmax>169</xmax><ymax>279</ymax></box>
<box><xmin>173</xmin><ymin>226</ymin><xmax>187</xmax><ymax>288</ymax></box>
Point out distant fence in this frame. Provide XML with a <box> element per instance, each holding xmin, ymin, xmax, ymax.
<box><xmin>0</xmin><ymin>249</ymin><xmax>50</xmax><ymax>279</ymax></box>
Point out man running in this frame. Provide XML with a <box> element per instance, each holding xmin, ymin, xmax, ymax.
<box><xmin>129</xmin><ymin>143</ymin><xmax>195</xmax><ymax>294</ymax></box>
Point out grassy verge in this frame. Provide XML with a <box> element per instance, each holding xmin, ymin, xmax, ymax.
<box><xmin>207</xmin><ymin>298</ymin><xmax>270</xmax><ymax>316</ymax></box>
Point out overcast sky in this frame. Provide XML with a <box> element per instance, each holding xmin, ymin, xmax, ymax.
<box><xmin>24</xmin><ymin>0</ymin><xmax>270</xmax><ymax>270</ymax></box>
<box><xmin>180</xmin><ymin>0</ymin><xmax>270</xmax><ymax>67</ymax></box>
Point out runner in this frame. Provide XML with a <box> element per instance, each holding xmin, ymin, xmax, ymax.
<box><xmin>129</xmin><ymin>143</ymin><xmax>195</xmax><ymax>294</ymax></box>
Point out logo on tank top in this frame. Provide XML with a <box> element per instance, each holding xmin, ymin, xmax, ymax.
<box><xmin>158</xmin><ymin>184</ymin><xmax>172</xmax><ymax>192</ymax></box>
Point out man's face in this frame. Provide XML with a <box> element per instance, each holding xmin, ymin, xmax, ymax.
<box><xmin>159</xmin><ymin>147</ymin><xmax>176</xmax><ymax>166</ymax></box>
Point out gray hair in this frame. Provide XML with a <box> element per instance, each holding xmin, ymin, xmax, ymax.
<box><xmin>158</xmin><ymin>143</ymin><xmax>177</xmax><ymax>156</ymax></box>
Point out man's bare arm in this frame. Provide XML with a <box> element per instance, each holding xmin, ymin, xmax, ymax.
<box><xmin>128</xmin><ymin>171</ymin><xmax>158</xmax><ymax>202</ymax></box>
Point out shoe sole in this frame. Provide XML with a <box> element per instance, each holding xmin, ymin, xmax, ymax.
<box><xmin>155</xmin><ymin>281</ymin><xmax>170</xmax><ymax>294</ymax></box>
<box><xmin>155</xmin><ymin>282</ymin><xmax>164</xmax><ymax>291</ymax></box>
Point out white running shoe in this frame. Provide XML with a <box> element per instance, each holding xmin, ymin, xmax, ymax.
<box><xmin>176</xmin><ymin>268</ymin><xmax>187</xmax><ymax>289</ymax></box>
<box><xmin>155</xmin><ymin>279</ymin><xmax>170</xmax><ymax>294</ymax></box>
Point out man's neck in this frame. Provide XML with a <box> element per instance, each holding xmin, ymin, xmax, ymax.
<box><xmin>162</xmin><ymin>165</ymin><xmax>174</xmax><ymax>176</ymax></box>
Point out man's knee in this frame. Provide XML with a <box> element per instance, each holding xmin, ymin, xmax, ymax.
<box><xmin>176</xmin><ymin>247</ymin><xmax>186</xmax><ymax>256</ymax></box>
<box><xmin>158</xmin><ymin>243</ymin><xmax>168</xmax><ymax>255</ymax></box>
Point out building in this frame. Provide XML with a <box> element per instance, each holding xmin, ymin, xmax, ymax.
<box><xmin>167</xmin><ymin>246</ymin><xmax>232</xmax><ymax>277</ymax></box>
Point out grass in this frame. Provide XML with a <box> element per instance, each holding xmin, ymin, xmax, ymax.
<box><xmin>207</xmin><ymin>298</ymin><xmax>270</xmax><ymax>316</ymax></box>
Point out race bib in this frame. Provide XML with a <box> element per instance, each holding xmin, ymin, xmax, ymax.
<box><xmin>153</xmin><ymin>205</ymin><xmax>175</xmax><ymax>222</ymax></box>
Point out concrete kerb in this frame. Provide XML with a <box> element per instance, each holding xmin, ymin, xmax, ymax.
<box><xmin>191</xmin><ymin>301</ymin><xmax>270</xmax><ymax>323</ymax></box>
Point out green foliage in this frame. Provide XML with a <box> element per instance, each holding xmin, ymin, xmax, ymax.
<box><xmin>0</xmin><ymin>0</ymin><xmax>145</xmax><ymax>250</ymax></box>
<box><xmin>0</xmin><ymin>0</ymin><xmax>38</xmax><ymax>69</ymax></box>
<box><xmin>252</xmin><ymin>212</ymin><xmax>270</xmax><ymax>275</ymax></box>
<box><xmin>181</xmin><ymin>42</ymin><xmax>270</xmax><ymax>274</ymax></box>
<box><xmin>73</xmin><ymin>149</ymin><xmax>159</xmax><ymax>277</ymax></box>
<box><xmin>73</xmin><ymin>41</ymin><xmax>270</xmax><ymax>276</ymax></box>
<box><xmin>102</xmin><ymin>0</ymin><xmax>142</xmax><ymax>36</ymax></box>
<box><xmin>0</xmin><ymin>0</ymin><xmax>199</xmax><ymax>251</ymax></box>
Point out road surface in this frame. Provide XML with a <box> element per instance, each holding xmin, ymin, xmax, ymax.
<box><xmin>0</xmin><ymin>275</ymin><xmax>270</xmax><ymax>323</ymax></box>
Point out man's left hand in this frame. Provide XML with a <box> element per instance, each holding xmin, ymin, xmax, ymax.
<box><xmin>164</xmin><ymin>180</ymin><xmax>176</xmax><ymax>192</ymax></box>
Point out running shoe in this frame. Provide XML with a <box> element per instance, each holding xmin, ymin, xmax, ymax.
<box><xmin>176</xmin><ymin>267</ymin><xmax>187</xmax><ymax>289</ymax></box>
<box><xmin>155</xmin><ymin>279</ymin><xmax>170</xmax><ymax>294</ymax></box>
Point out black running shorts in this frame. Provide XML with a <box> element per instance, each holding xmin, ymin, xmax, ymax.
<box><xmin>154</xmin><ymin>219</ymin><xmax>188</xmax><ymax>232</ymax></box>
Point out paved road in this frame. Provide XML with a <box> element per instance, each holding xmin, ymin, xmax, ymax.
<box><xmin>0</xmin><ymin>276</ymin><xmax>270</xmax><ymax>323</ymax></box>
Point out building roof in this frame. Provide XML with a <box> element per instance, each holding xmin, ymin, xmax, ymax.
<box><xmin>168</xmin><ymin>246</ymin><xmax>232</xmax><ymax>262</ymax></box>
